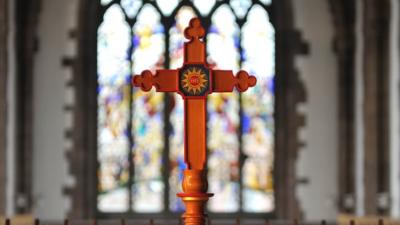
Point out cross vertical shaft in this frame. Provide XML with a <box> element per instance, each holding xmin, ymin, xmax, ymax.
<box><xmin>178</xmin><ymin>18</ymin><xmax>211</xmax><ymax>225</ymax></box>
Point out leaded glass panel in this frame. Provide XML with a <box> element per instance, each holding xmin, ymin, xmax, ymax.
<box><xmin>241</xmin><ymin>5</ymin><xmax>275</xmax><ymax>212</ymax></box>
<box><xmin>131</xmin><ymin>4</ymin><xmax>165</xmax><ymax>212</ymax></box>
<box><xmin>207</xmin><ymin>5</ymin><xmax>240</xmax><ymax>212</ymax></box>
<box><xmin>97</xmin><ymin>4</ymin><xmax>131</xmax><ymax>212</ymax></box>
<box><xmin>97</xmin><ymin>0</ymin><xmax>275</xmax><ymax>214</ymax></box>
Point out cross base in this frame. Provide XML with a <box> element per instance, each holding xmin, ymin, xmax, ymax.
<box><xmin>177</xmin><ymin>170</ymin><xmax>214</xmax><ymax>225</ymax></box>
<box><xmin>178</xmin><ymin>194</ymin><xmax>212</xmax><ymax>225</ymax></box>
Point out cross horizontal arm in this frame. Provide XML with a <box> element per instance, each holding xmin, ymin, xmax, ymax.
<box><xmin>132</xmin><ymin>69</ymin><xmax>178</xmax><ymax>92</ymax></box>
<box><xmin>212</xmin><ymin>70</ymin><xmax>257</xmax><ymax>92</ymax></box>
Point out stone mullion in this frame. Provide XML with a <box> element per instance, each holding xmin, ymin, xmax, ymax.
<box><xmin>14</xmin><ymin>0</ymin><xmax>40</xmax><ymax>214</ymax></box>
<box><xmin>376</xmin><ymin>0</ymin><xmax>390</xmax><ymax>214</ymax></box>
<box><xmin>328</xmin><ymin>0</ymin><xmax>356</xmax><ymax>213</ymax></box>
<box><xmin>362</xmin><ymin>0</ymin><xmax>390</xmax><ymax>215</ymax></box>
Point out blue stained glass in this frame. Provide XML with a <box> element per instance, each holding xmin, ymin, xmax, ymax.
<box><xmin>132</xmin><ymin>36</ymin><xmax>140</xmax><ymax>48</ymax></box>
<box><xmin>268</xmin><ymin>77</ymin><xmax>275</xmax><ymax>93</ymax></box>
<box><xmin>209</xmin><ymin>26</ymin><xmax>218</xmax><ymax>34</ymax></box>
<box><xmin>241</xmin><ymin>113</ymin><xmax>251</xmax><ymax>134</ymax></box>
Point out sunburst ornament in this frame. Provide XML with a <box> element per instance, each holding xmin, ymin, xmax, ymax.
<box><xmin>179</xmin><ymin>65</ymin><xmax>210</xmax><ymax>96</ymax></box>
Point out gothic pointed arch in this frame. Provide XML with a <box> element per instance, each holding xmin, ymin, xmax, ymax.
<box><xmin>69</xmin><ymin>0</ymin><xmax>307</xmax><ymax>219</ymax></box>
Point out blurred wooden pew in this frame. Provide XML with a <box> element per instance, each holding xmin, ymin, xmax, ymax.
<box><xmin>0</xmin><ymin>215</ymin><xmax>34</xmax><ymax>225</ymax></box>
<box><xmin>338</xmin><ymin>214</ymin><xmax>400</xmax><ymax>225</ymax></box>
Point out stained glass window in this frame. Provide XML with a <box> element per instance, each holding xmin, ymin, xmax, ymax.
<box><xmin>97</xmin><ymin>0</ymin><xmax>275</xmax><ymax>214</ymax></box>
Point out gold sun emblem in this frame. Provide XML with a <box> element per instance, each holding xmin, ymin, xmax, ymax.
<box><xmin>181</xmin><ymin>67</ymin><xmax>208</xmax><ymax>94</ymax></box>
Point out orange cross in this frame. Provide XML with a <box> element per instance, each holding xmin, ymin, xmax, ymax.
<box><xmin>132</xmin><ymin>18</ymin><xmax>256</xmax><ymax>225</ymax></box>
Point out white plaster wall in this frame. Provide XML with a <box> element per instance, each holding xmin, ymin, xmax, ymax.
<box><xmin>292</xmin><ymin>0</ymin><xmax>339</xmax><ymax>221</ymax></box>
<box><xmin>32</xmin><ymin>0</ymin><xmax>77</xmax><ymax>219</ymax></box>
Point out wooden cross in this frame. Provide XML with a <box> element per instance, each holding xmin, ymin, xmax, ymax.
<box><xmin>132</xmin><ymin>18</ymin><xmax>256</xmax><ymax>225</ymax></box>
